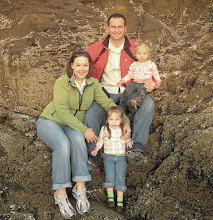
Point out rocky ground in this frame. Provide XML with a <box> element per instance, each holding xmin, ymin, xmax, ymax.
<box><xmin>0</xmin><ymin>0</ymin><xmax>213</xmax><ymax>219</ymax></box>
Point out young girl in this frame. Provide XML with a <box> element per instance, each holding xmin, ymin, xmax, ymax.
<box><xmin>117</xmin><ymin>39</ymin><xmax>161</xmax><ymax>113</ymax></box>
<box><xmin>91</xmin><ymin>106</ymin><xmax>133</xmax><ymax>213</ymax></box>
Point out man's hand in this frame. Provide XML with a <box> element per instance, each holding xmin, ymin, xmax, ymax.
<box><xmin>84</xmin><ymin>128</ymin><xmax>98</xmax><ymax>143</ymax></box>
<box><xmin>122</xmin><ymin>123</ymin><xmax>131</xmax><ymax>140</ymax></box>
<box><xmin>144</xmin><ymin>79</ymin><xmax>157</xmax><ymax>92</ymax></box>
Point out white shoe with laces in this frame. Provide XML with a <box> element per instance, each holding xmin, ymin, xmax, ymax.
<box><xmin>54</xmin><ymin>192</ymin><xmax>76</xmax><ymax>219</ymax></box>
<box><xmin>72</xmin><ymin>185</ymin><xmax>90</xmax><ymax>214</ymax></box>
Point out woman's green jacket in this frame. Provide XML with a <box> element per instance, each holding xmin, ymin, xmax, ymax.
<box><xmin>40</xmin><ymin>74</ymin><xmax>130</xmax><ymax>134</ymax></box>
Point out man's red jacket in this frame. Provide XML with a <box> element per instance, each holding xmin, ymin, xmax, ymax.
<box><xmin>87</xmin><ymin>35</ymin><xmax>136</xmax><ymax>86</ymax></box>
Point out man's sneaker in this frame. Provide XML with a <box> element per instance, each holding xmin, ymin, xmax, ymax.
<box><xmin>87</xmin><ymin>159</ymin><xmax>101</xmax><ymax>175</ymax></box>
<box><xmin>54</xmin><ymin>192</ymin><xmax>76</xmax><ymax>219</ymax></box>
<box><xmin>72</xmin><ymin>185</ymin><xmax>90</xmax><ymax>214</ymax></box>
<box><xmin>127</xmin><ymin>151</ymin><xmax>148</xmax><ymax>165</ymax></box>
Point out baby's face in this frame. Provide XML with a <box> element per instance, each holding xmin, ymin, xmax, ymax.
<box><xmin>135</xmin><ymin>45</ymin><xmax>150</xmax><ymax>62</ymax></box>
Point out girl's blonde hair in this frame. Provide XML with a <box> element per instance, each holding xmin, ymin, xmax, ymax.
<box><xmin>104</xmin><ymin>106</ymin><xmax>124</xmax><ymax>139</ymax></box>
<box><xmin>135</xmin><ymin>39</ymin><xmax>153</xmax><ymax>54</ymax></box>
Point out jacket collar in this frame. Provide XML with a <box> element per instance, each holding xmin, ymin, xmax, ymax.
<box><xmin>69</xmin><ymin>75</ymin><xmax>94</xmax><ymax>87</ymax></box>
<box><xmin>102</xmin><ymin>35</ymin><xmax>131</xmax><ymax>49</ymax></box>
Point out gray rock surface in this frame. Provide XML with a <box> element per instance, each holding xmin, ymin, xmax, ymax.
<box><xmin>0</xmin><ymin>0</ymin><xmax>212</xmax><ymax>219</ymax></box>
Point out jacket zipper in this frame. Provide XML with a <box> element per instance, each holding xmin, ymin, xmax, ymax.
<box><xmin>74</xmin><ymin>86</ymin><xmax>86</xmax><ymax>116</ymax></box>
<box><xmin>51</xmin><ymin>111</ymin><xmax>56</xmax><ymax>116</ymax></box>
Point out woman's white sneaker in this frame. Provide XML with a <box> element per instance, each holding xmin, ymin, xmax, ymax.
<box><xmin>72</xmin><ymin>185</ymin><xmax>90</xmax><ymax>214</ymax></box>
<box><xmin>54</xmin><ymin>192</ymin><xmax>76</xmax><ymax>219</ymax></box>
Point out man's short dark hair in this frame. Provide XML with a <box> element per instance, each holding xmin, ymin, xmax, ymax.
<box><xmin>107</xmin><ymin>14</ymin><xmax>126</xmax><ymax>26</ymax></box>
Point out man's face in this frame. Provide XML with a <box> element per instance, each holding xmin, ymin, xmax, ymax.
<box><xmin>107</xmin><ymin>17</ymin><xmax>126</xmax><ymax>41</ymax></box>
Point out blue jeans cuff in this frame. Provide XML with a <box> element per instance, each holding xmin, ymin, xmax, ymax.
<box><xmin>72</xmin><ymin>175</ymin><xmax>92</xmax><ymax>182</ymax></box>
<box><xmin>52</xmin><ymin>182</ymin><xmax>72</xmax><ymax>190</ymax></box>
<box><xmin>103</xmin><ymin>182</ymin><xmax>115</xmax><ymax>189</ymax></box>
<box><xmin>115</xmin><ymin>185</ymin><xmax>127</xmax><ymax>192</ymax></box>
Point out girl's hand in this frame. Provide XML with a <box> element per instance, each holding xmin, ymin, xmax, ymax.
<box><xmin>84</xmin><ymin>128</ymin><xmax>98</xmax><ymax>143</ymax></box>
<box><xmin>127</xmin><ymin>140</ymin><xmax>134</xmax><ymax>148</ymax></box>
<box><xmin>91</xmin><ymin>150</ymin><xmax>97</xmax><ymax>156</ymax></box>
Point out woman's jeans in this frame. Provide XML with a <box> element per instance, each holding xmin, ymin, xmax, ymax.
<box><xmin>36</xmin><ymin>119</ymin><xmax>92</xmax><ymax>190</ymax></box>
<box><xmin>84</xmin><ymin>93</ymin><xmax>155</xmax><ymax>165</ymax></box>
<box><xmin>103</xmin><ymin>154</ymin><xmax>127</xmax><ymax>192</ymax></box>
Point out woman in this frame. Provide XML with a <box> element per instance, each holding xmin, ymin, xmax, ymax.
<box><xmin>36</xmin><ymin>51</ymin><xmax>131</xmax><ymax>219</ymax></box>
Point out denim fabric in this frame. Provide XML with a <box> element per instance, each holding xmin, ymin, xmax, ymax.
<box><xmin>120</xmin><ymin>82</ymin><xmax>148</xmax><ymax>113</ymax></box>
<box><xmin>36</xmin><ymin>119</ymin><xmax>92</xmax><ymax>190</ymax></box>
<box><xmin>103</xmin><ymin>154</ymin><xmax>127</xmax><ymax>192</ymax></box>
<box><xmin>83</xmin><ymin>101</ymin><xmax>106</xmax><ymax>165</ymax></box>
<box><xmin>127</xmin><ymin>93</ymin><xmax>155</xmax><ymax>152</ymax></box>
<box><xmin>84</xmin><ymin>93</ymin><xmax>154</xmax><ymax>161</ymax></box>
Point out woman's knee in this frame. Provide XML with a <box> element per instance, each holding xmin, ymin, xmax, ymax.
<box><xmin>54</xmin><ymin>139</ymin><xmax>71</xmax><ymax>155</ymax></box>
<box><xmin>70</xmin><ymin>132</ymin><xmax>87</xmax><ymax>150</ymax></box>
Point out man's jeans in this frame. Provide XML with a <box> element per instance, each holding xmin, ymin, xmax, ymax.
<box><xmin>84</xmin><ymin>93</ymin><xmax>155</xmax><ymax>165</ymax></box>
<box><xmin>36</xmin><ymin>119</ymin><xmax>92</xmax><ymax>190</ymax></box>
<box><xmin>103</xmin><ymin>154</ymin><xmax>127</xmax><ymax>192</ymax></box>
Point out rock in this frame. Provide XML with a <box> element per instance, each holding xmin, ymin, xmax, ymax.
<box><xmin>0</xmin><ymin>0</ymin><xmax>212</xmax><ymax>219</ymax></box>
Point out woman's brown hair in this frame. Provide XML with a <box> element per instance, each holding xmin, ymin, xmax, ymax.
<box><xmin>66</xmin><ymin>51</ymin><xmax>93</xmax><ymax>78</ymax></box>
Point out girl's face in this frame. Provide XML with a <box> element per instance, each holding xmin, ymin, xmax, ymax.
<box><xmin>71</xmin><ymin>56</ymin><xmax>90</xmax><ymax>81</ymax></box>
<box><xmin>135</xmin><ymin>45</ymin><xmax>150</xmax><ymax>62</ymax></box>
<box><xmin>107</xmin><ymin>112</ymin><xmax>122</xmax><ymax>129</ymax></box>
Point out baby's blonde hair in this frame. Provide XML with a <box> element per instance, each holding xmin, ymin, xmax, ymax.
<box><xmin>135</xmin><ymin>39</ymin><xmax>152</xmax><ymax>54</ymax></box>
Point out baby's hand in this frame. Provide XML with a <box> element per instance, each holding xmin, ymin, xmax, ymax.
<box><xmin>91</xmin><ymin>150</ymin><xmax>97</xmax><ymax>156</ymax></box>
<box><xmin>117</xmin><ymin>80</ymin><xmax>123</xmax><ymax>86</ymax></box>
<box><xmin>155</xmin><ymin>80</ymin><xmax>161</xmax><ymax>88</ymax></box>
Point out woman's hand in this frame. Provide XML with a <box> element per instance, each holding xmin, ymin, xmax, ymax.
<box><xmin>84</xmin><ymin>128</ymin><xmax>98</xmax><ymax>143</ymax></box>
<box><xmin>144</xmin><ymin>79</ymin><xmax>157</xmax><ymax>92</ymax></box>
<box><xmin>122</xmin><ymin>123</ymin><xmax>131</xmax><ymax>140</ymax></box>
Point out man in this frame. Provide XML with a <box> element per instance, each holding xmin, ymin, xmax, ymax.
<box><xmin>84</xmin><ymin>14</ymin><xmax>157</xmax><ymax>174</ymax></box>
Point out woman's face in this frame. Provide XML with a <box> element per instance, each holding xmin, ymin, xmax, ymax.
<box><xmin>71</xmin><ymin>56</ymin><xmax>90</xmax><ymax>81</ymax></box>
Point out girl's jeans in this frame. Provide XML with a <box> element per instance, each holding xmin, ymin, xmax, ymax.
<box><xmin>103</xmin><ymin>154</ymin><xmax>127</xmax><ymax>192</ymax></box>
<box><xmin>36</xmin><ymin>119</ymin><xmax>92</xmax><ymax>190</ymax></box>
